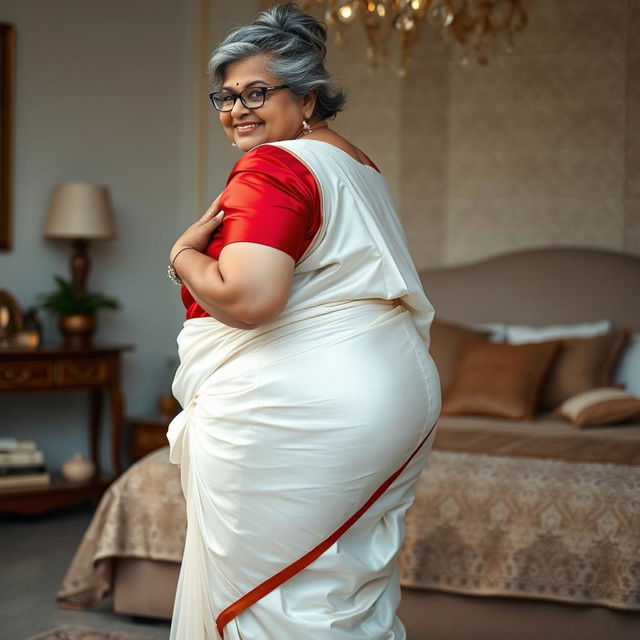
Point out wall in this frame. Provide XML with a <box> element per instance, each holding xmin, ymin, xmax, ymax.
<box><xmin>286</xmin><ymin>1</ymin><xmax>639</xmax><ymax>270</ymax></box>
<box><xmin>441</xmin><ymin>0</ymin><xmax>638</xmax><ymax>266</ymax></box>
<box><xmin>0</xmin><ymin>0</ymin><xmax>257</xmax><ymax>473</ymax></box>
<box><xmin>628</xmin><ymin>0</ymin><xmax>640</xmax><ymax>251</ymax></box>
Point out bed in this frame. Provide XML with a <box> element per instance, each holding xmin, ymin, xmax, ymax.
<box><xmin>57</xmin><ymin>246</ymin><xmax>640</xmax><ymax>639</ymax></box>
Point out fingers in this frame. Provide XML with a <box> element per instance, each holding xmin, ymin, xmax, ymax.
<box><xmin>199</xmin><ymin>208</ymin><xmax>224</xmax><ymax>225</ymax></box>
<box><xmin>199</xmin><ymin>195</ymin><xmax>224</xmax><ymax>223</ymax></box>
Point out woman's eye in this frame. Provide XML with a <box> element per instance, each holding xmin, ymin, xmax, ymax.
<box><xmin>247</xmin><ymin>89</ymin><xmax>264</xmax><ymax>100</ymax></box>
<box><xmin>221</xmin><ymin>94</ymin><xmax>234</xmax><ymax>103</ymax></box>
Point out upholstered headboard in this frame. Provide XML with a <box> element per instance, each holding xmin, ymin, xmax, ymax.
<box><xmin>419</xmin><ymin>247</ymin><xmax>640</xmax><ymax>331</ymax></box>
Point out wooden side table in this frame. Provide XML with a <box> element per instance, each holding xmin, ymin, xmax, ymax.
<box><xmin>0</xmin><ymin>344</ymin><xmax>133</xmax><ymax>514</ymax></box>
<box><xmin>129</xmin><ymin>414</ymin><xmax>173</xmax><ymax>461</ymax></box>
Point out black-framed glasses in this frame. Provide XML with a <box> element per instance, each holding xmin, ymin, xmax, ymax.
<box><xmin>209</xmin><ymin>85</ymin><xmax>290</xmax><ymax>112</ymax></box>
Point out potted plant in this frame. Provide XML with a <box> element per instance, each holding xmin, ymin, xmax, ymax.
<box><xmin>38</xmin><ymin>275</ymin><xmax>120</xmax><ymax>348</ymax></box>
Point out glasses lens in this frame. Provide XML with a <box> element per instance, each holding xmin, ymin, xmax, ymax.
<box><xmin>211</xmin><ymin>92</ymin><xmax>234</xmax><ymax>111</ymax></box>
<box><xmin>241</xmin><ymin>88</ymin><xmax>266</xmax><ymax>109</ymax></box>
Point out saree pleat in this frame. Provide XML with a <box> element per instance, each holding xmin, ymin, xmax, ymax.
<box><xmin>169</xmin><ymin>140</ymin><xmax>441</xmax><ymax>639</ymax></box>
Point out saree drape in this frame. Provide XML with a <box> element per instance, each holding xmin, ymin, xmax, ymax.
<box><xmin>168</xmin><ymin>140</ymin><xmax>441</xmax><ymax>639</ymax></box>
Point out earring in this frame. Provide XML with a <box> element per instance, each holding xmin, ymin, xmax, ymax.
<box><xmin>231</xmin><ymin>142</ymin><xmax>237</xmax><ymax>147</ymax></box>
<box><xmin>302</xmin><ymin>118</ymin><xmax>312</xmax><ymax>135</ymax></box>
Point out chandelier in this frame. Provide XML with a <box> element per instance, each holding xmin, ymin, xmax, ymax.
<box><xmin>300</xmin><ymin>0</ymin><xmax>530</xmax><ymax>75</ymax></box>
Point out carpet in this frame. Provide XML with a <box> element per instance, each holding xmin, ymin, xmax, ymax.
<box><xmin>25</xmin><ymin>627</ymin><xmax>164</xmax><ymax>640</ymax></box>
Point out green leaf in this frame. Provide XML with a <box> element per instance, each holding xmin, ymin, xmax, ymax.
<box><xmin>36</xmin><ymin>275</ymin><xmax>121</xmax><ymax>315</ymax></box>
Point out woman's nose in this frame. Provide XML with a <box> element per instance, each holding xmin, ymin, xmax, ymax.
<box><xmin>230</xmin><ymin>95</ymin><xmax>250</xmax><ymax>117</ymax></box>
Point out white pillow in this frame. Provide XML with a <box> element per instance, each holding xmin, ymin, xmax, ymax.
<box><xmin>504</xmin><ymin>320</ymin><xmax>612</xmax><ymax>344</ymax></box>
<box><xmin>472</xmin><ymin>322</ymin><xmax>507</xmax><ymax>342</ymax></box>
<box><xmin>614</xmin><ymin>332</ymin><xmax>640</xmax><ymax>396</ymax></box>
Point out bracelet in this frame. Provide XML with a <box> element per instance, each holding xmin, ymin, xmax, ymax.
<box><xmin>167</xmin><ymin>247</ymin><xmax>196</xmax><ymax>286</ymax></box>
<box><xmin>171</xmin><ymin>246</ymin><xmax>196</xmax><ymax>266</ymax></box>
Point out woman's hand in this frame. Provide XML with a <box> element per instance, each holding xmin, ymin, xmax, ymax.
<box><xmin>170</xmin><ymin>194</ymin><xmax>224</xmax><ymax>264</ymax></box>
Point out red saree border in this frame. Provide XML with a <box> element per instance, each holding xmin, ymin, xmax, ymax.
<box><xmin>215</xmin><ymin>419</ymin><xmax>439</xmax><ymax>638</ymax></box>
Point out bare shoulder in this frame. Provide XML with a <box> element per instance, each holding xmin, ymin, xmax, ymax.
<box><xmin>304</xmin><ymin>128</ymin><xmax>374</xmax><ymax>166</ymax></box>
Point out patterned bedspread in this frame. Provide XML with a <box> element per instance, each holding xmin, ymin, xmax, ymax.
<box><xmin>399</xmin><ymin>450</ymin><xmax>640</xmax><ymax>610</ymax></box>
<box><xmin>57</xmin><ymin>430</ymin><xmax>640</xmax><ymax>612</ymax></box>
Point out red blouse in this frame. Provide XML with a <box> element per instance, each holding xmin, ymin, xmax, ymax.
<box><xmin>181</xmin><ymin>145</ymin><xmax>322</xmax><ymax>319</ymax></box>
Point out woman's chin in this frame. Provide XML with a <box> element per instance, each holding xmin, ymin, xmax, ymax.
<box><xmin>234</xmin><ymin>131</ymin><xmax>290</xmax><ymax>152</ymax></box>
<box><xmin>236</xmin><ymin>137</ymin><xmax>264</xmax><ymax>152</ymax></box>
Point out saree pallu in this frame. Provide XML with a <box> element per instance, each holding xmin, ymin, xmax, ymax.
<box><xmin>167</xmin><ymin>299</ymin><xmax>441</xmax><ymax>639</ymax></box>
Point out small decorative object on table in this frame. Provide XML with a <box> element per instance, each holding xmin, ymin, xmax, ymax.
<box><xmin>14</xmin><ymin>307</ymin><xmax>43</xmax><ymax>348</ymax></box>
<box><xmin>0</xmin><ymin>290</ymin><xmax>23</xmax><ymax>347</ymax></box>
<box><xmin>61</xmin><ymin>452</ymin><xmax>96</xmax><ymax>483</ymax></box>
<box><xmin>37</xmin><ymin>275</ymin><xmax>119</xmax><ymax>348</ymax></box>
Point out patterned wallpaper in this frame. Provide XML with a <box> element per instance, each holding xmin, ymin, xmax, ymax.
<box><xmin>441</xmin><ymin>0</ymin><xmax>638</xmax><ymax>268</ymax></box>
<box><xmin>398</xmin><ymin>0</ymin><xmax>640</xmax><ymax>268</ymax></box>
<box><xmin>260</xmin><ymin>0</ymin><xmax>639</xmax><ymax>268</ymax></box>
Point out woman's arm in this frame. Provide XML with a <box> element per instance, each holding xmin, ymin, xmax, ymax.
<box><xmin>173</xmin><ymin>243</ymin><xmax>295</xmax><ymax>329</ymax></box>
<box><xmin>171</xmin><ymin>147</ymin><xmax>318</xmax><ymax>328</ymax></box>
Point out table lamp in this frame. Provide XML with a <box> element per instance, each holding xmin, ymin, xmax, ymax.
<box><xmin>43</xmin><ymin>183</ymin><xmax>116</xmax><ymax>296</ymax></box>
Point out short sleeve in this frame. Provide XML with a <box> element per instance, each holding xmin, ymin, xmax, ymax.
<box><xmin>180</xmin><ymin>144</ymin><xmax>321</xmax><ymax>319</ymax></box>
<box><xmin>217</xmin><ymin>144</ymin><xmax>320</xmax><ymax>263</ymax></box>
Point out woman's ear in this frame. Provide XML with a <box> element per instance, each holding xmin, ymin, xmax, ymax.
<box><xmin>302</xmin><ymin>89</ymin><xmax>317</xmax><ymax>117</ymax></box>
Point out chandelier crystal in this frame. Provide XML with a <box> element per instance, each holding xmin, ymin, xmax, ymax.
<box><xmin>300</xmin><ymin>0</ymin><xmax>530</xmax><ymax>75</ymax></box>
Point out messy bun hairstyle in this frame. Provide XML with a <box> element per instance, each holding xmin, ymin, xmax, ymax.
<box><xmin>209</xmin><ymin>3</ymin><xmax>346</xmax><ymax>120</ymax></box>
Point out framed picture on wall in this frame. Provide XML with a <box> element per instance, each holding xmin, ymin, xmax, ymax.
<box><xmin>0</xmin><ymin>24</ymin><xmax>14</xmax><ymax>251</ymax></box>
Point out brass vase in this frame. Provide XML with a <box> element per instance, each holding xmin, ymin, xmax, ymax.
<box><xmin>59</xmin><ymin>313</ymin><xmax>96</xmax><ymax>349</ymax></box>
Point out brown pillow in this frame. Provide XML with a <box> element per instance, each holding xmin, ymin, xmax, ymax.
<box><xmin>539</xmin><ymin>329</ymin><xmax>630</xmax><ymax>410</ymax></box>
<box><xmin>429</xmin><ymin>319</ymin><xmax>491</xmax><ymax>394</ymax></box>
<box><xmin>441</xmin><ymin>340</ymin><xmax>561</xmax><ymax>421</ymax></box>
<box><xmin>552</xmin><ymin>387</ymin><xmax>640</xmax><ymax>427</ymax></box>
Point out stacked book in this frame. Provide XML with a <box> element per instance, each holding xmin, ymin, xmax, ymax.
<box><xmin>0</xmin><ymin>438</ymin><xmax>51</xmax><ymax>489</ymax></box>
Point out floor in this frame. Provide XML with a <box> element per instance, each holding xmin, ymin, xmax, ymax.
<box><xmin>0</xmin><ymin>504</ymin><xmax>171</xmax><ymax>640</ymax></box>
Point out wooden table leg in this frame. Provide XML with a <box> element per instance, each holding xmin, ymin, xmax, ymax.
<box><xmin>108</xmin><ymin>386</ymin><xmax>124</xmax><ymax>476</ymax></box>
<box><xmin>89</xmin><ymin>389</ymin><xmax>103</xmax><ymax>475</ymax></box>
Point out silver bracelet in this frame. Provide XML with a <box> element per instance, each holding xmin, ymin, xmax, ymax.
<box><xmin>167</xmin><ymin>263</ymin><xmax>183</xmax><ymax>286</ymax></box>
<box><xmin>167</xmin><ymin>247</ymin><xmax>195</xmax><ymax>286</ymax></box>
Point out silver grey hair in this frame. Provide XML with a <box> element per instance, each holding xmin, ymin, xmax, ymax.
<box><xmin>208</xmin><ymin>3</ymin><xmax>346</xmax><ymax>120</ymax></box>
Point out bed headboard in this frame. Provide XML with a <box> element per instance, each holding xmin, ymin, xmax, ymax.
<box><xmin>418</xmin><ymin>246</ymin><xmax>640</xmax><ymax>331</ymax></box>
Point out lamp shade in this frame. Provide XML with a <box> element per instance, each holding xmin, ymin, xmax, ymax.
<box><xmin>44</xmin><ymin>182</ymin><xmax>116</xmax><ymax>240</ymax></box>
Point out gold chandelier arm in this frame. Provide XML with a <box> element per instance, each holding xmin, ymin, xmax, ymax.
<box><xmin>309</xmin><ymin>0</ymin><xmax>530</xmax><ymax>72</ymax></box>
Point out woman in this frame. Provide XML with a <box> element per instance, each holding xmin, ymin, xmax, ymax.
<box><xmin>166</xmin><ymin>4</ymin><xmax>441</xmax><ymax>639</ymax></box>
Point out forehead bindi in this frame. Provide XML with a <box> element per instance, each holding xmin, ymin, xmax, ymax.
<box><xmin>222</xmin><ymin>55</ymin><xmax>278</xmax><ymax>91</ymax></box>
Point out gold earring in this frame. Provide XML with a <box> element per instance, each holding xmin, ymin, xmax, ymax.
<box><xmin>302</xmin><ymin>118</ymin><xmax>312</xmax><ymax>135</ymax></box>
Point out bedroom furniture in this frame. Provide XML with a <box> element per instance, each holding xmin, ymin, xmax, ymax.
<box><xmin>0</xmin><ymin>344</ymin><xmax>132</xmax><ymax>515</ymax></box>
<box><xmin>56</xmin><ymin>247</ymin><xmax>640</xmax><ymax>639</ymax></box>
<box><xmin>128</xmin><ymin>414</ymin><xmax>172</xmax><ymax>461</ymax></box>
<box><xmin>44</xmin><ymin>183</ymin><xmax>117</xmax><ymax>297</ymax></box>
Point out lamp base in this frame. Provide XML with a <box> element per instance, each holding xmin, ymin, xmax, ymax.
<box><xmin>70</xmin><ymin>239</ymin><xmax>90</xmax><ymax>298</ymax></box>
<box><xmin>59</xmin><ymin>314</ymin><xmax>96</xmax><ymax>349</ymax></box>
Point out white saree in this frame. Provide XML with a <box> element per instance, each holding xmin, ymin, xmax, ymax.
<box><xmin>167</xmin><ymin>139</ymin><xmax>441</xmax><ymax>639</ymax></box>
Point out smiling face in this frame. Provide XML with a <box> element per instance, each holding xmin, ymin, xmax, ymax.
<box><xmin>218</xmin><ymin>54</ymin><xmax>316</xmax><ymax>152</ymax></box>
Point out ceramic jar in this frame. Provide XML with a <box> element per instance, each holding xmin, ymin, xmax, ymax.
<box><xmin>61</xmin><ymin>452</ymin><xmax>96</xmax><ymax>483</ymax></box>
